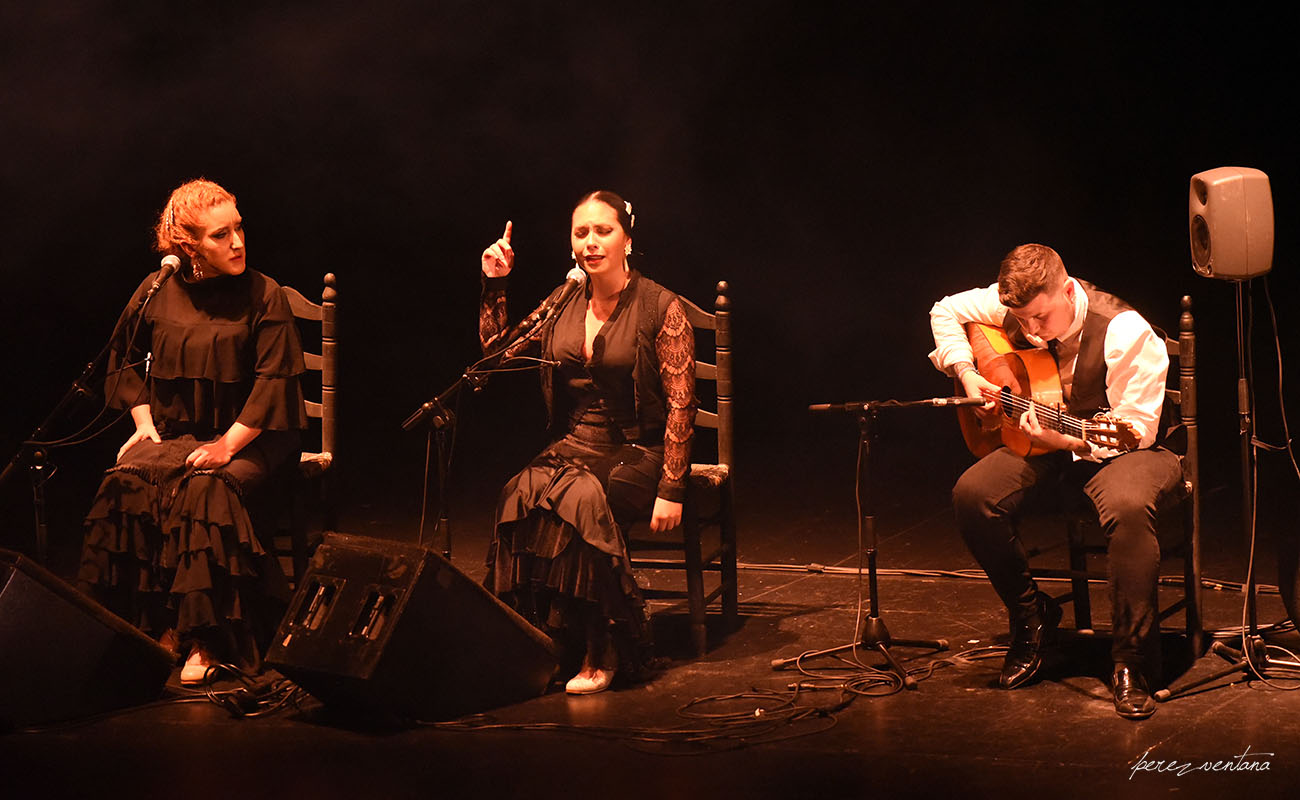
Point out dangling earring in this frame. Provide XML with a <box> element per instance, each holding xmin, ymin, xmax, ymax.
<box><xmin>570</xmin><ymin>251</ymin><xmax>577</xmax><ymax>262</ymax></box>
<box><xmin>191</xmin><ymin>258</ymin><xmax>205</xmax><ymax>280</ymax></box>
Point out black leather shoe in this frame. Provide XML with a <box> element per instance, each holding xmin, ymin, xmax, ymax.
<box><xmin>1112</xmin><ymin>665</ymin><xmax>1156</xmax><ymax>720</ymax></box>
<box><xmin>999</xmin><ymin>592</ymin><xmax>1061</xmax><ymax>689</ymax></box>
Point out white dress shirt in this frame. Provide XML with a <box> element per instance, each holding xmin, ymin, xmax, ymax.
<box><xmin>928</xmin><ymin>278</ymin><xmax>1169</xmax><ymax>460</ymax></box>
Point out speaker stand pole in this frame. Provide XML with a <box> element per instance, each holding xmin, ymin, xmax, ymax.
<box><xmin>1235</xmin><ymin>280</ymin><xmax>1253</xmax><ymax>548</ymax></box>
<box><xmin>1158</xmin><ymin>278</ymin><xmax>1298</xmax><ymax>701</ymax></box>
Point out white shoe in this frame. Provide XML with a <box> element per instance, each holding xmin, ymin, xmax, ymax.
<box><xmin>565</xmin><ymin>668</ymin><xmax>615</xmax><ymax>695</ymax></box>
<box><xmin>180</xmin><ymin>648</ymin><xmax>214</xmax><ymax>685</ymax></box>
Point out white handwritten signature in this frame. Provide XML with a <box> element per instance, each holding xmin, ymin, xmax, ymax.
<box><xmin>1129</xmin><ymin>746</ymin><xmax>1273</xmax><ymax>780</ymax></box>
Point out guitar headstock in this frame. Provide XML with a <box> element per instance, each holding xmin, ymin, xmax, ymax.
<box><xmin>1084</xmin><ymin>414</ymin><xmax>1140</xmax><ymax>452</ymax></box>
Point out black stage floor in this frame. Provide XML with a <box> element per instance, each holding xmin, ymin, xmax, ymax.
<box><xmin>4</xmin><ymin>437</ymin><xmax>1300</xmax><ymax>799</ymax></box>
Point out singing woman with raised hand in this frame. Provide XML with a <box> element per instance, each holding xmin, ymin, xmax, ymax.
<box><xmin>77</xmin><ymin>178</ymin><xmax>308</xmax><ymax>684</ymax></box>
<box><xmin>479</xmin><ymin>191</ymin><xmax>697</xmax><ymax>694</ymax></box>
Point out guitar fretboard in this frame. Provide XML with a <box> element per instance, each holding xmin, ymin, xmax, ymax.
<box><xmin>996</xmin><ymin>388</ymin><xmax>1088</xmax><ymax>439</ymax></box>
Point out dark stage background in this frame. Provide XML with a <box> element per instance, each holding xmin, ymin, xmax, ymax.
<box><xmin>1</xmin><ymin>3</ymin><xmax>1296</xmax><ymax>558</ymax></box>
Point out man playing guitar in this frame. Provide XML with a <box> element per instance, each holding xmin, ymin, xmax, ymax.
<box><xmin>929</xmin><ymin>243</ymin><xmax>1182</xmax><ymax>720</ymax></box>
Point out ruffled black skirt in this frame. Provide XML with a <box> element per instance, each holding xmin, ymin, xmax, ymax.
<box><xmin>485</xmin><ymin>426</ymin><xmax>664</xmax><ymax>662</ymax></box>
<box><xmin>77</xmin><ymin>432</ymin><xmax>298</xmax><ymax>661</ymax></box>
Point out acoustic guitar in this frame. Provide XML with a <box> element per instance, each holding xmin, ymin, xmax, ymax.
<box><xmin>956</xmin><ymin>322</ymin><xmax>1139</xmax><ymax>457</ymax></box>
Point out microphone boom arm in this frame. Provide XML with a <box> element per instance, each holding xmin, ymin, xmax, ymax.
<box><xmin>402</xmin><ymin>271</ymin><xmax>581</xmax><ymax>432</ymax></box>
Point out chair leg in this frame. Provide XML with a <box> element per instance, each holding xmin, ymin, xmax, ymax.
<box><xmin>287</xmin><ymin>479</ymin><xmax>308</xmax><ymax>585</ymax></box>
<box><xmin>683</xmin><ymin>515</ymin><xmax>708</xmax><ymax>657</ymax></box>
<box><xmin>1066</xmin><ymin>518</ymin><xmax>1093</xmax><ymax>631</ymax></box>
<box><xmin>321</xmin><ymin>469</ymin><xmax>337</xmax><ymax>533</ymax></box>
<box><xmin>720</xmin><ymin>480</ymin><xmax>738</xmax><ymax>629</ymax></box>
<box><xmin>1184</xmin><ymin>502</ymin><xmax>1203</xmax><ymax>656</ymax></box>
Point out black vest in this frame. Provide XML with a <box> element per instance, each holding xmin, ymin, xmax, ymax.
<box><xmin>1001</xmin><ymin>280</ymin><xmax>1133</xmax><ymax>418</ymax></box>
<box><xmin>539</xmin><ymin>270</ymin><xmax>676</xmax><ymax>444</ymax></box>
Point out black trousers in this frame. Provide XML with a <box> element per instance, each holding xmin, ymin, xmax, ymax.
<box><xmin>952</xmin><ymin>446</ymin><xmax>1183</xmax><ymax>667</ymax></box>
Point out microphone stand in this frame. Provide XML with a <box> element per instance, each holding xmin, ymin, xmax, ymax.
<box><xmin>401</xmin><ymin>378</ymin><xmax>475</xmax><ymax>560</ymax></box>
<box><xmin>0</xmin><ymin>277</ymin><xmax>164</xmax><ymax>565</ymax></box>
<box><xmin>400</xmin><ymin>305</ymin><xmax>562</xmax><ymax>560</ymax></box>
<box><xmin>0</xmin><ymin>364</ymin><xmax>98</xmax><ymax>564</ymax></box>
<box><xmin>771</xmin><ymin>398</ymin><xmax>954</xmax><ymax>689</ymax></box>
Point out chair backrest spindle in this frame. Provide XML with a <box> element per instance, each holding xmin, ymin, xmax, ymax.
<box><xmin>319</xmin><ymin>275</ymin><xmax>338</xmax><ymax>457</ymax></box>
<box><xmin>281</xmin><ymin>273</ymin><xmax>338</xmax><ymax>461</ymax></box>
<box><xmin>676</xmin><ymin>281</ymin><xmax>732</xmax><ymax>468</ymax></box>
<box><xmin>713</xmin><ymin>282</ymin><xmax>733</xmax><ymax>468</ymax></box>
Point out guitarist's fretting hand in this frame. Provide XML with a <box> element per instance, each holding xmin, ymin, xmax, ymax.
<box><xmin>958</xmin><ymin>369</ymin><xmax>1003</xmax><ymax>423</ymax></box>
<box><xmin>1018</xmin><ymin>404</ymin><xmax>1089</xmax><ymax>455</ymax></box>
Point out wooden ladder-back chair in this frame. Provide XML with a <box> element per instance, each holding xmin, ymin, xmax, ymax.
<box><xmin>1029</xmin><ymin>295</ymin><xmax>1203</xmax><ymax>657</ymax></box>
<box><xmin>275</xmin><ymin>273</ymin><xmax>338</xmax><ymax>583</ymax></box>
<box><xmin>627</xmin><ymin>280</ymin><xmax>738</xmax><ymax>657</ymax></box>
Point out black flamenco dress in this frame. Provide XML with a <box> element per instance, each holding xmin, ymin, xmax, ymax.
<box><xmin>479</xmin><ymin>270</ymin><xmax>696</xmax><ymax>669</ymax></box>
<box><xmin>77</xmin><ymin>268</ymin><xmax>307</xmax><ymax>661</ymax></box>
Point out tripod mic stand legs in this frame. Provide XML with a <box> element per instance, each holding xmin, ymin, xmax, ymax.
<box><xmin>1156</xmin><ymin>637</ymin><xmax>1300</xmax><ymax>701</ymax></box>
<box><xmin>861</xmin><ymin>616</ymin><xmax>949</xmax><ymax>690</ymax></box>
<box><xmin>770</xmin><ymin>614</ymin><xmax>949</xmax><ymax>690</ymax></box>
<box><xmin>772</xmin><ymin>404</ymin><xmax>951</xmax><ymax>689</ymax></box>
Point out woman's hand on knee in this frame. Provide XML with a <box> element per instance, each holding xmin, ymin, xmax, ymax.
<box><xmin>649</xmin><ymin>497</ymin><xmax>682</xmax><ymax>532</ymax></box>
<box><xmin>117</xmin><ymin>423</ymin><xmax>160</xmax><ymax>461</ymax></box>
<box><xmin>186</xmin><ymin>439</ymin><xmax>233</xmax><ymax>470</ymax></box>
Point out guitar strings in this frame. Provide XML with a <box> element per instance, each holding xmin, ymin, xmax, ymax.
<box><xmin>991</xmin><ymin>389</ymin><xmax>1127</xmax><ymax>447</ymax></box>
<box><xmin>994</xmin><ymin>389</ymin><xmax>1087</xmax><ymax>438</ymax></box>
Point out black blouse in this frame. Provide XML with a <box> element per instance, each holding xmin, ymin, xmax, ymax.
<box><xmin>106</xmin><ymin>268</ymin><xmax>308</xmax><ymax>437</ymax></box>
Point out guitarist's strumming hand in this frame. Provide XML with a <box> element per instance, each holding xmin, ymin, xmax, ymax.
<box><xmin>1018</xmin><ymin>404</ymin><xmax>1089</xmax><ymax>455</ymax></box>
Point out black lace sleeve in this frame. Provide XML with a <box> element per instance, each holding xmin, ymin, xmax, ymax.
<box><xmin>479</xmin><ymin>276</ymin><xmax>509</xmax><ymax>353</ymax></box>
<box><xmin>656</xmin><ymin>296</ymin><xmax>697</xmax><ymax>501</ymax></box>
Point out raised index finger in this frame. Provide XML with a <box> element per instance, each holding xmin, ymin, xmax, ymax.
<box><xmin>502</xmin><ymin>220</ymin><xmax>512</xmax><ymax>243</ymax></box>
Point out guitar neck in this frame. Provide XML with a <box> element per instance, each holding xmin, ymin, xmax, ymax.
<box><xmin>990</xmin><ymin>386</ymin><xmax>1139</xmax><ymax>452</ymax></box>
<box><xmin>997</xmin><ymin>391</ymin><xmax>1087</xmax><ymax>439</ymax></box>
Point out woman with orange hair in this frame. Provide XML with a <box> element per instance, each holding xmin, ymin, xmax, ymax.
<box><xmin>77</xmin><ymin>178</ymin><xmax>307</xmax><ymax>684</ymax></box>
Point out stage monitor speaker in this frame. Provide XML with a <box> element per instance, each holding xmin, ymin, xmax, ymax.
<box><xmin>266</xmin><ymin>533</ymin><xmax>558</xmax><ymax>721</ymax></box>
<box><xmin>1189</xmin><ymin>166</ymin><xmax>1274</xmax><ymax>280</ymax></box>
<box><xmin>0</xmin><ymin>549</ymin><xmax>175</xmax><ymax>730</ymax></box>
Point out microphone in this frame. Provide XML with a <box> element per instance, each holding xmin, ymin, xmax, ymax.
<box><xmin>144</xmin><ymin>255</ymin><xmax>182</xmax><ymax>302</ymax></box>
<box><xmin>808</xmin><ymin>401</ymin><xmax>878</xmax><ymax>413</ymax></box>
<box><xmin>489</xmin><ymin>267</ymin><xmax>587</xmax><ymax>351</ymax></box>
<box><xmin>921</xmin><ymin>396</ymin><xmax>987</xmax><ymax>407</ymax></box>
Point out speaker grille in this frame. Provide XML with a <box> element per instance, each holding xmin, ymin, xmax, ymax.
<box><xmin>1191</xmin><ymin>177</ymin><xmax>1208</xmax><ymax>206</ymax></box>
<box><xmin>1191</xmin><ymin>214</ymin><xmax>1212</xmax><ymax>274</ymax></box>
